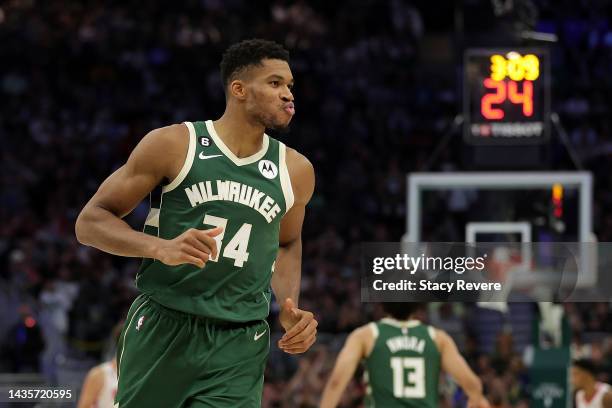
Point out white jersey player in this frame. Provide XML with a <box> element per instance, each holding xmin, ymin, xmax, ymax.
<box><xmin>571</xmin><ymin>359</ymin><xmax>612</xmax><ymax>408</ymax></box>
<box><xmin>77</xmin><ymin>359</ymin><xmax>118</xmax><ymax>408</ymax></box>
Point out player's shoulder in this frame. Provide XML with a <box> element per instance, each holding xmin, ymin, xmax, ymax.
<box><xmin>355</xmin><ymin>322</ymin><xmax>375</xmax><ymax>335</ymax></box>
<box><xmin>129</xmin><ymin>123</ymin><xmax>189</xmax><ymax>175</ymax></box>
<box><xmin>284</xmin><ymin>147</ymin><xmax>315</xmax><ymax>203</ymax></box>
<box><xmin>427</xmin><ymin>324</ymin><xmax>444</xmax><ymax>338</ymax></box>
<box><xmin>350</xmin><ymin>322</ymin><xmax>378</xmax><ymax>343</ymax></box>
<box><xmin>85</xmin><ymin>363</ymin><xmax>106</xmax><ymax>382</ymax></box>
<box><xmin>141</xmin><ymin>123</ymin><xmax>189</xmax><ymax>149</ymax></box>
<box><xmin>285</xmin><ymin>147</ymin><xmax>314</xmax><ymax>176</ymax></box>
<box><xmin>430</xmin><ymin>327</ymin><xmax>453</xmax><ymax>351</ymax></box>
<box><xmin>350</xmin><ymin>323</ymin><xmax>380</xmax><ymax>357</ymax></box>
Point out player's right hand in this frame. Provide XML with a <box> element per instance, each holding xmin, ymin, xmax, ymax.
<box><xmin>154</xmin><ymin>227</ymin><xmax>223</xmax><ymax>268</ymax></box>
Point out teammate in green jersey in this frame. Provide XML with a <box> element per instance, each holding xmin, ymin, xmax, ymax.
<box><xmin>75</xmin><ymin>39</ymin><xmax>317</xmax><ymax>407</ymax></box>
<box><xmin>321</xmin><ymin>303</ymin><xmax>490</xmax><ymax>408</ymax></box>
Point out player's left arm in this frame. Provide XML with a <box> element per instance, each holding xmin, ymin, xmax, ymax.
<box><xmin>603</xmin><ymin>390</ymin><xmax>612</xmax><ymax>408</ymax></box>
<box><xmin>320</xmin><ymin>326</ymin><xmax>368</xmax><ymax>408</ymax></box>
<box><xmin>272</xmin><ymin>148</ymin><xmax>316</xmax><ymax>354</ymax></box>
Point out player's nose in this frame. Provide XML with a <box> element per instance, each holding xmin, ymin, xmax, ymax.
<box><xmin>280</xmin><ymin>86</ymin><xmax>294</xmax><ymax>102</ymax></box>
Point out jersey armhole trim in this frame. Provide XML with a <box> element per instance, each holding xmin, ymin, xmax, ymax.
<box><xmin>369</xmin><ymin>322</ymin><xmax>379</xmax><ymax>340</ymax></box>
<box><xmin>278</xmin><ymin>142</ymin><xmax>295</xmax><ymax>213</ymax></box>
<box><xmin>162</xmin><ymin>121</ymin><xmax>196</xmax><ymax>193</ymax></box>
<box><xmin>364</xmin><ymin>322</ymin><xmax>379</xmax><ymax>359</ymax></box>
<box><xmin>144</xmin><ymin>208</ymin><xmax>160</xmax><ymax>228</ymax></box>
<box><xmin>428</xmin><ymin>326</ymin><xmax>437</xmax><ymax>341</ymax></box>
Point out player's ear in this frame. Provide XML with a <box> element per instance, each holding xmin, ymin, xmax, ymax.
<box><xmin>229</xmin><ymin>80</ymin><xmax>247</xmax><ymax>101</ymax></box>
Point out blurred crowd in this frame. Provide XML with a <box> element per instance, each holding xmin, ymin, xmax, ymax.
<box><xmin>0</xmin><ymin>0</ymin><xmax>611</xmax><ymax>407</ymax></box>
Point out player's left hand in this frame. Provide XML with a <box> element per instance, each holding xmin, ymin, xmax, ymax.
<box><xmin>278</xmin><ymin>298</ymin><xmax>317</xmax><ymax>354</ymax></box>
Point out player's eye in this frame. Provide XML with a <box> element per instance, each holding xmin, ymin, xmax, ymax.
<box><xmin>270</xmin><ymin>81</ymin><xmax>279</xmax><ymax>87</ymax></box>
<box><xmin>288</xmin><ymin>84</ymin><xmax>294</xmax><ymax>91</ymax></box>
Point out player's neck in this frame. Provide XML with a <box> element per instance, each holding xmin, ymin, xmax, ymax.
<box><xmin>583</xmin><ymin>381</ymin><xmax>597</xmax><ymax>399</ymax></box>
<box><xmin>213</xmin><ymin>109</ymin><xmax>266</xmax><ymax>159</ymax></box>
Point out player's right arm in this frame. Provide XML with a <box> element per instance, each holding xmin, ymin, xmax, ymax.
<box><xmin>75</xmin><ymin>124</ymin><xmax>220</xmax><ymax>268</ymax></box>
<box><xmin>436</xmin><ymin>329</ymin><xmax>490</xmax><ymax>408</ymax></box>
<box><xmin>77</xmin><ymin>365</ymin><xmax>103</xmax><ymax>408</ymax></box>
<box><xmin>320</xmin><ymin>326</ymin><xmax>369</xmax><ymax>408</ymax></box>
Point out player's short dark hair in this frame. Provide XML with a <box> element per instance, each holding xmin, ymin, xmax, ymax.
<box><xmin>219</xmin><ymin>39</ymin><xmax>290</xmax><ymax>88</ymax></box>
<box><xmin>382</xmin><ymin>302</ymin><xmax>426</xmax><ymax>320</ymax></box>
<box><xmin>573</xmin><ymin>358</ymin><xmax>598</xmax><ymax>376</ymax></box>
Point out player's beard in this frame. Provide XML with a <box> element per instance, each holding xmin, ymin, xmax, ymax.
<box><xmin>253</xmin><ymin>109</ymin><xmax>291</xmax><ymax>134</ymax></box>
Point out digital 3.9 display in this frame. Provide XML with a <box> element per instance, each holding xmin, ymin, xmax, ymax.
<box><xmin>464</xmin><ymin>48</ymin><xmax>550</xmax><ymax>144</ymax></box>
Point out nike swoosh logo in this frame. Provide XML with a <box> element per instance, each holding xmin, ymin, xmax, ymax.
<box><xmin>199</xmin><ymin>152</ymin><xmax>223</xmax><ymax>160</ymax></box>
<box><xmin>254</xmin><ymin>330</ymin><xmax>267</xmax><ymax>341</ymax></box>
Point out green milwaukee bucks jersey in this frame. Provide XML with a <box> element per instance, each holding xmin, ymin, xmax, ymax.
<box><xmin>136</xmin><ymin>120</ymin><xmax>294</xmax><ymax>322</ymax></box>
<box><xmin>364</xmin><ymin>318</ymin><xmax>441</xmax><ymax>408</ymax></box>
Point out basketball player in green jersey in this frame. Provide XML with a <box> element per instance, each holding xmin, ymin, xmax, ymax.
<box><xmin>321</xmin><ymin>303</ymin><xmax>490</xmax><ymax>408</ymax></box>
<box><xmin>75</xmin><ymin>39</ymin><xmax>317</xmax><ymax>407</ymax></box>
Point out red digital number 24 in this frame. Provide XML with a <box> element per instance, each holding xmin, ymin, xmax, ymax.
<box><xmin>481</xmin><ymin>79</ymin><xmax>533</xmax><ymax>120</ymax></box>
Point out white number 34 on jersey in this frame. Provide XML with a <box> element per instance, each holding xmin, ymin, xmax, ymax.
<box><xmin>203</xmin><ymin>214</ymin><xmax>252</xmax><ymax>267</ymax></box>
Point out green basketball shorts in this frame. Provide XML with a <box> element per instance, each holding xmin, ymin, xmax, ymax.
<box><xmin>114</xmin><ymin>294</ymin><xmax>270</xmax><ymax>407</ymax></box>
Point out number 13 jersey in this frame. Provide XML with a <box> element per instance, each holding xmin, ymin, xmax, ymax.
<box><xmin>364</xmin><ymin>318</ymin><xmax>441</xmax><ymax>408</ymax></box>
<box><xmin>136</xmin><ymin>120</ymin><xmax>294</xmax><ymax>322</ymax></box>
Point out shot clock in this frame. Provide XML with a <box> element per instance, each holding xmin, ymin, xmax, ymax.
<box><xmin>464</xmin><ymin>48</ymin><xmax>550</xmax><ymax>144</ymax></box>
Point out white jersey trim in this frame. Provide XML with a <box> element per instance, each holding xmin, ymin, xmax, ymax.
<box><xmin>428</xmin><ymin>326</ymin><xmax>436</xmax><ymax>341</ymax></box>
<box><xmin>97</xmin><ymin>362</ymin><xmax>118</xmax><ymax>408</ymax></box>
<box><xmin>381</xmin><ymin>317</ymin><xmax>421</xmax><ymax>328</ymax></box>
<box><xmin>205</xmin><ymin>120</ymin><xmax>270</xmax><ymax>166</ymax></box>
<box><xmin>278</xmin><ymin>142</ymin><xmax>295</xmax><ymax>213</ymax></box>
<box><xmin>162</xmin><ymin>122</ymin><xmax>196</xmax><ymax>193</ymax></box>
<box><xmin>144</xmin><ymin>208</ymin><xmax>160</xmax><ymax>228</ymax></box>
<box><xmin>369</xmin><ymin>322</ymin><xmax>379</xmax><ymax>340</ymax></box>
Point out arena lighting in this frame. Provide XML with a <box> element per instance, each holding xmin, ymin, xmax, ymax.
<box><xmin>24</xmin><ymin>316</ymin><xmax>36</xmax><ymax>328</ymax></box>
<box><xmin>552</xmin><ymin>183</ymin><xmax>563</xmax><ymax>218</ymax></box>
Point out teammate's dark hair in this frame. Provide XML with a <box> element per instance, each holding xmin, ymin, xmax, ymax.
<box><xmin>572</xmin><ymin>358</ymin><xmax>598</xmax><ymax>376</ymax></box>
<box><xmin>220</xmin><ymin>39</ymin><xmax>290</xmax><ymax>88</ymax></box>
<box><xmin>382</xmin><ymin>303</ymin><xmax>425</xmax><ymax>320</ymax></box>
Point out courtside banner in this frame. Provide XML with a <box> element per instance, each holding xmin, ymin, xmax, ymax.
<box><xmin>360</xmin><ymin>242</ymin><xmax>612</xmax><ymax>302</ymax></box>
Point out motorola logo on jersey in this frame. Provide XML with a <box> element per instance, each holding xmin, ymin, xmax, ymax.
<box><xmin>199</xmin><ymin>137</ymin><xmax>211</xmax><ymax>147</ymax></box>
<box><xmin>258</xmin><ymin>160</ymin><xmax>278</xmax><ymax>179</ymax></box>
